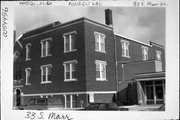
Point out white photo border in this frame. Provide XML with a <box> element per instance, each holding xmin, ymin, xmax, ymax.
<box><xmin>1</xmin><ymin>1</ymin><xmax>179</xmax><ymax>120</ymax></box>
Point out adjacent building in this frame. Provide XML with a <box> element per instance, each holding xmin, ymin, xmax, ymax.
<box><xmin>13</xmin><ymin>9</ymin><xmax>165</xmax><ymax>109</ymax></box>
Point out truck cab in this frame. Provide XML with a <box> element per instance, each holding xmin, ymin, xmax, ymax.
<box><xmin>18</xmin><ymin>98</ymin><xmax>63</xmax><ymax>110</ymax></box>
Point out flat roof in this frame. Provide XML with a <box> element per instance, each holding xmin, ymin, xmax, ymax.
<box><xmin>23</xmin><ymin>17</ymin><xmax>113</xmax><ymax>39</ymax></box>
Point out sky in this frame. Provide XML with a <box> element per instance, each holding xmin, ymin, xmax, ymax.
<box><xmin>15</xmin><ymin>7</ymin><xmax>165</xmax><ymax>46</ymax></box>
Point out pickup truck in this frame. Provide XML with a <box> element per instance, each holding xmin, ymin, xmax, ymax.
<box><xmin>18</xmin><ymin>98</ymin><xmax>64</xmax><ymax>110</ymax></box>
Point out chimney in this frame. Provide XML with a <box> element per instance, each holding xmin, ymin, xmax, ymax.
<box><xmin>105</xmin><ymin>9</ymin><xmax>113</xmax><ymax>26</ymax></box>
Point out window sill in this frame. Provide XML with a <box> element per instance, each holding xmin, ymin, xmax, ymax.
<box><xmin>96</xmin><ymin>79</ymin><xmax>108</xmax><ymax>81</ymax></box>
<box><xmin>41</xmin><ymin>54</ymin><xmax>52</xmax><ymax>58</ymax></box>
<box><xmin>26</xmin><ymin>58</ymin><xmax>31</xmax><ymax>61</ymax></box>
<box><xmin>64</xmin><ymin>49</ymin><xmax>77</xmax><ymax>53</ymax></box>
<box><xmin>25</xmin><ymin>83</ymin><xmax>31</xmax><ymax>85</ymax></box>
<box><xmin>64</xmin><ymin>79</ymin><xmax>77</xmax><ymax>82</ymax></box>
<box><xmin>122</xmin><ymin>55</ymin><xmax>130</xmax><ymax>58</ymax></box>
<box><xmin>95</xmin><ymin>49</ymin><xmax>106</xmax><ymax>53</ymax></box>
<box><xmin>41</xmin><ymin>81</ymin><xmax>52</xmax><ymax>84</ymax></box>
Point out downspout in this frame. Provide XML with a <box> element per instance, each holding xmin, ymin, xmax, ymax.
<box><xmin>115</xmin><ymin>37</ymin><xmax>118</xmax><ymax>93</ymax></box>
<box><xmin>113</xmin><ymin>31</ymin><xmax>119</xmax><ymax>101</ymax></box>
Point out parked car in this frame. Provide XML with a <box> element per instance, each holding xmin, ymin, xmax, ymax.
<box><xmin>18</xmin><ymin>98</ymin><xmax>64</xmax><ymax>110</ymax></box>
<box><xmin>81</xmin><ymin>103</ymin><xmax>119</xmax><ymax>111</ymax></box>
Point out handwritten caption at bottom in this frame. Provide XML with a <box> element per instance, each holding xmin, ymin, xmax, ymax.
<box><xmin>24</xmin><ymin>111</ymin><xmax>73</xmax><ymax>120</ymax></box>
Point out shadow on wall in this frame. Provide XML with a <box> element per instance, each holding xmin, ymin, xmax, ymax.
<box><xmin>115</xmin><ymin>82</ymin><xmax>138</xmax><ymax>106</ymax></box>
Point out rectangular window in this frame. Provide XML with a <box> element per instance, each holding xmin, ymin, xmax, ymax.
<box><xmin>25</xmin><ymin>68</ymin><xmax>31</xmax><ymax>85</ymax></box>
<box><xmin>26</xmin><ymin>43</ymin><xmax>31</xmax><ymax>60</ymax></box>
<box><xmin>142</xmin><ymin>46</ymin><xmax>148</xmax><ymax>60</ymax></box>
<box><xmin>63</xmin><ymin>31</ymin><xmax>77</xmax><ymax>53</ymax></box>
<box><xmin>65</xmin><ymin>95</ymin><xmax>77</xmax><ymax>109</ymax></box>
<box><xmin>156</xmin><ymin>50</ymin><xmax>161</xmax><ymax>60</ymax></box>
<box><xmin>40</xmin><ymin>64</ymin><xmax>52</xmax><ymax>84</ymax></box>
<box><xmin>72</xmin><ymin>95</ymin><xmax>77</xmax><ymax>108</ymax></box>
<box><xmin>63</xmin><ymin>60</ymin><xmax>77</xmax><ymax>82</ymax></box>
<box><xmin>66</xmin><ymin>95</ymin><xmax>71</xmax><ymax>108</ymax></box>
<box><xmin>94</xmin><ymin>32</ymin><xmax>106</xmax><ymax>53</ymax></box>
<box><xmin>95</xmin><ymin>60</ymin><xmax>107</xmax><ymax>81</ymax></box>
<box><xmin>121</xmin><ymin>40</ymin><xmax>130</xmax><ymax>58</ymax></box>
<box><xmin>41</xmin><ymin>38</ymin><xmax>52</xmax><ymax>57</ymax></box>
<box><xmin>145</xmin><ymin>80</ymin><xmax>165</xmax><ymax>105</ymax></box>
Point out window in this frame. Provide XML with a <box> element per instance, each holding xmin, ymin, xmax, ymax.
<box><xmin>63</xmin><ymin>31</ymin><xmax>77</xmax><ymax>53</ymax></box>
<box><xmin>156</xmin><ymin>50</ymin><xmax>161</xmax><ymax>60</ymax></box>
<box><xmin>63</xmin><ymin>60</ymin><xmax>77</xmax><ymax>81</ymax></box>
<box><xmin>94</xmin><ymin>32</ymin><xmax>106</xmax><ymax>53</ymax></box>
<box><xmin>66</xmin><ymin>95</ymin><xmax>71</xmax><ymax>108</ymax></box>
<box><xmin>72</xmin><ymin>95</ymin><xmax>77</xmax><ymax>108</ymax></box>
<box><xmin>95</xmin><ymin>60</ymin><xmax>107</xmax><ymax>81</ymax></box>
<box><xmin>25</xmin><ymin>68</ymin><xmax>31</xmax><ymax>85</ymax></box>
<box><xmin>26</xmin><ymin>43</ymin><xmax>31</xmax><ymax>60</ymax></box>
<box><xmin>65</xmin><ymin>95</ymin><xmax>77</xmax><ymax>109</ymax></box>
<box><xmin>145</xmin><ymin>80</ymin><xmax>165</xmax><ymax>104</ymax></box>
<box><xmin>142</xmin><ymin>46</ymin><xmax>148</xmax><ymax>60</ymax></box>
<box><xmin>121</xmin><ymin>40</ymin><xmax>130</xmax><ymax>58</ymax></box>
<box><xmin>41</xmin><ymin>38</ymin><xmax>52</xmax><ymax>57</ymax></box>
<box><xmin>40</xmin><ymin>64</ymin><xmax>52</xmax><ymax>84</ymax></box>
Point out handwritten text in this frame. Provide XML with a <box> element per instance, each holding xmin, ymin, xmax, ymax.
<box><xmin>133</xmin><ymin>1</ymin><xmax>167</xmax><ymax>7</ymax></box>
<box><xmin>24</xmin><ymin>111</ymin><xmax>73</xmax><ymax>120</ymax></box>
<box><xmin>1</xmin><ymin>7</ymin><xmax>8</xmax><ymax>37</ymax></box>
<box><xmin>19</xmin><ymin>1</ymin><xmax>52</xmax><ymax>6</ymax></box>
<box><xmin>68</xmin><ymin>1</ymin><xmax>102</xmax><ymax>6</ymax></box>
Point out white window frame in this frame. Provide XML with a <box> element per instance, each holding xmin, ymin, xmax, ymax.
<box><xmin>63</xmin><ymin>60</ymin><xmax>78</xmax><ymax>82</ymax></box>
<box><xmin>40</xmin><ymin>64</ymin><xmax>52</xmax><ymax>84</ymax></box>
<box><xmin>142</xmin><ymin>46</ymin><xmax>148</xmax><ymax>61</ymax></box>
<box><xmin>26</xmin><ymin>43</ymin><xmax>31</xmax><ymax>61</ymax></box>
<box><xmin>94</xmin><ymin>32</ymin><xmax>106</xmax><ymax>53</ymax></box>
<box><xmin>64</xmin><ymin>94</ymin><xmax>77</xmax><ymax>109</ymax></box>
<box><xmin>25</xmin><ymin>68</ymin><xmax>31</xmax><ymax>85</ymax></box>
<box><xmin>63</xmin><ymin>31</ymin><xmax>77</xmax><ymax>53</ymax></box>
<box><xmin>156</xmin><ymin>50</ymin><xmax>161</xmax><ymax>61</ymax></box>
<box><xmin>95</xmin><ymin>60</ymin><xmax>107</xmax><ymax>81</ymax></box>
<box><xmin>121</xmin><ymin>40</ymin><xmax>130</xmax><ymax>58</ymax></box>
<box><xmin>41</xmin><ymin>38</ymin><xmax>52</xmax><ymax>57</ymax></box>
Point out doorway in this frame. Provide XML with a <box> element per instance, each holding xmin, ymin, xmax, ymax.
<box><xmin>16</xmin><ymin>89</ymin><xmax>21</xmax><ymax>106</ymax></box>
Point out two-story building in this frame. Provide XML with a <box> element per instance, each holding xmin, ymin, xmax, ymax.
<box><xmin>115</xmin><ymin>34</ymin><xmax>165</xmax><ymax>105</ymax></box>
<box><xmin>13</xmin><ymin>9</ymin><xmax>165</xmax><ymax>109</ymax></box>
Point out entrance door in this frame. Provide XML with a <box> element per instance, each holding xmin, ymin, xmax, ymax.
<box><xmin>16</xmin><ymin>89</ymin><xmax>21</xmax><ymax>106</ymax></box>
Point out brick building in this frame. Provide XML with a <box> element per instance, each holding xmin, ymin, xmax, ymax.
<box><xmin>13</xmin><ymin>9</ymin><xmax>165</xmax><ymax>109</ymax></box>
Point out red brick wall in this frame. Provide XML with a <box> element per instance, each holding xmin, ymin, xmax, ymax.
<box><xmin>84</xmin><ymin>21</ymin><xmax>117</xmax><ymax>92</ymax></box>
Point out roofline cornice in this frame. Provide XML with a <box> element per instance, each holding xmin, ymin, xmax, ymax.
<box><xmin>114</xmin><ymin>33</ymin><xmax>152</xmax><ymax>47</ymax></box>
<box><xmin>23</xmin><ymin>17</ymin><xmax>113</xmax><ymax>40</ymax></box>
